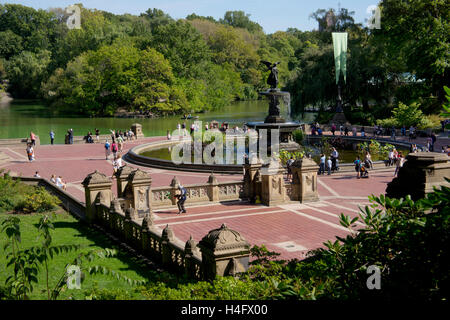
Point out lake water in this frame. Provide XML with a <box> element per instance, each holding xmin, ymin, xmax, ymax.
<box><xmin>0</xmin><ymin>100</ymin><xmax>316</xmax><ymax>145</ymax></box>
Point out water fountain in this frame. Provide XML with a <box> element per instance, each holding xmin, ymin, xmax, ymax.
<box><xmin>246</xmin><ymin>61</ymin><xmax>302</xmax><ymax>152</ymax></box>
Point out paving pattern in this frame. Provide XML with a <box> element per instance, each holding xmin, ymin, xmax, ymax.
<box><xmin>1</xmin><ymin>133</ymin><xmax>448</xmax><ymax>261</ymax></box>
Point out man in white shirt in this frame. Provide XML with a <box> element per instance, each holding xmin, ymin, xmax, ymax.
<box><xmin>327</xmin><ymin>157</ymin><xmax>332</xmax><ymax>175</ymax></box>
<box><xmin>319</xmin><ymin>154</ymin><xmax>326</xmax><ymax>175</ymax></box>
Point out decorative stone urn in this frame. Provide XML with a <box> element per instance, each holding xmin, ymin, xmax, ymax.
<box><xmin>198</xmin><ymin>224</ymin><xmax>250</xmax><ymax>280</ymax></box>
<box><xmin>386</xmin><ymin>152</ymin><xmax>450</xmax><ymax>200</ymax></box>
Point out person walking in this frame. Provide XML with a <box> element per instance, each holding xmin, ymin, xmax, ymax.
<box><xmin>331</xmin><ymin>147</ymin><xmax>339</xmax><ymax>172</ymax></box>
<box><xmin>286</xmin><ymin>156</ymin><xmax>295</xmax><ymax>180</ymax></box>
<box><xmin>344</xmin><ymin>127</ymin><xmax>349</xmax><ymax>136</ymax></box>
<box><xmin>68</xmin><ymin>129</ymin><xmax>74</xmax><ymax>144</ymax></box>
<box><xmin>331</xmin><ymin>123</ymin><xmax>336</xmax><ymax>136</ymax></box>
<box><xmin>117</xmin><ymin>134</ymin><xmax>124</xmax><ymax>152</ymax></box>
<box><xmin>95</xmin><ymin>128</ymin><xmax>100</xmax><ymax>142</ymax></box>
<box><xmin>319</xmin><ymin>154</ymin><xmax>326</xmax><ymax>175</ymax></box>
<box><xmin>176</xmin><ymin>184</ymin><xmax>187</xmax><ymax>214</ymax></box>
<box><xmin>339</xmin><ymin>125</ymin><xmax>343</xmax><ymax>136</ymax></box>
<box><xmin>352</xmin><ymin>127</ymin><xmax>357</xmax><ymax>137</ymax></box>
<box><xmin>388</xmin><ymin>149</ymin><xmax>395</xmax><ymax>166</ymax></box>
<box><xmin>391</xmin><ymin>126</ymin><xmax>396</xmax><ymax>141</ymax></box>
<box><xmin>112</xmin><ymin>154</ymin><xmax>123</xmax><ymax>174</ymax></box>
<box><xmin>104</xmin><ymin>139</ymin><xmax>111</xmax><ymax>160</ymax></box>
<box><xmin>409</xmin><ymin>126</ymin><xmax>415</xmax><ymax>141</ymax></box>
<box><xmin>111</xmin><ymin>140</ymin><xmax>118</xmax><ymax>159</ymax></box>
<box><xmin>30</xmin><ymin>131</ymin><xmax>36</xmax><ymax>146</ymax></box>
<box><xmin>394</xmin><ymin>153</ymin><xmax>405</xmax><ymax>177</ymax></box>
<box><xmin>430</xmin><ymin>132</ymin><xmax>437</xmax><ymax>152</ymax></box>
<box><xmin>49</xmin><ymin>130</ymin><xmax>55</xmax><ymax>145</ymax></box>
<box><xmin>26</xmin><ymin>143</ymin><xmax>34</xmax><ymax>162</ymax></box>
<box><xmin>354</xmin><ymin>156</ymin><xmax>362</xmax><ymax>179</ymax></box>
<box><xmin>327</xmin><ymin>157</ymin><xmax>332</xmax><ymax>175</ymax></box>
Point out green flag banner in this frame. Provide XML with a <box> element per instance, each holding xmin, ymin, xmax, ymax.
<box><xmin>332</xmin><ymin>32</ymin><xmax>348</xmax><ymax>84</ymax></box>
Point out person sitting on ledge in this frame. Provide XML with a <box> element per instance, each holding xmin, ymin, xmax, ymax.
<box><xmin>56</xmin><ymin>176</ymin><xmax>67</xmax><ymax>190</ymax></box>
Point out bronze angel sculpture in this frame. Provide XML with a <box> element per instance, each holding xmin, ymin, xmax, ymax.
<box><xmin>260</xmin><ymin>60</ymin><xmax>280</xmax><ymax>89</ymax></box>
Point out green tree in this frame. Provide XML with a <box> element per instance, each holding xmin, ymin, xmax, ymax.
<box><xmin>376</xmin><ymin>0</ymin><xmax>450</xmax><ymax>109</ymax></box>
<box><xmin>43</xmin><ymin>45</ymin><xmax>188</xmax><ymax>116</ymax></box>
<box><xmin>220</xmin><ymin>11</ymin><xmax>263</xmax><ymax>33</ymax></box>
<box><xmin>0</xmin><ymin>4</ymin><xmax>58</xmax><ymax>53</ymax></box>
<box><xmin>149</xmin><ymin>20</ymin><xmax>211</xmax><ymax>79</ymax></box>
<box><xmin>207</xmin><ymin>25</ymin><xmax>259</xmax><ymax>83</ymax></box>
<box><xmin>376</xmin><ymin>102</ymin><xmax>433</xmax><ymax>129</ymax></box>
<box><xmin>0</xmin><ymin>30</ymin><xmax>23</xmax><ymax>59</ymax></box>
<box><xmin>5</xmin><ymin>50</ymin><xmax>51</xmax><ymax>98</ymax></box>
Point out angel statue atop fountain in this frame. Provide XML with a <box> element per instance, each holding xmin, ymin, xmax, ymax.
<box><xmin>260</xmin><ymin>60</ymin><xmax>280</xmax><ymax>90</ymax></box>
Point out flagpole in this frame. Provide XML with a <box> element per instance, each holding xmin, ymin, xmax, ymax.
<box><xmin>336</xmin><ymin>82</ymin><xmax>343</xmax><ymax>113</ymax></box>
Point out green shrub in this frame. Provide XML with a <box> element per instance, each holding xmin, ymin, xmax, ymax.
<box><xmin>0</xmin><ymin>172</ymin><xmax>30</xmax><ymax>212</ymax></box>
<box><xmin>14</xmin><ymin>187</ymin><xmax>61</xmax><ymax>214</ymax></box>
<box><xmin>292</xmin><ymin>129</ymin><xmax>304</xmax><ymax>144</ymax></box>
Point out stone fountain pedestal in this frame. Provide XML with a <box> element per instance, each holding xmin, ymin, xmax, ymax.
<box><xmin>246</xmin><ymin>89</ymin><xmax>301</xmax><ymax>152</ymax></box>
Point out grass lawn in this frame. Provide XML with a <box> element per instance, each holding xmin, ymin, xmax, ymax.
<box><xmin>0</xmin><ymin>210</ymin><xmax>161</xmax><ymax>300</ymax></box>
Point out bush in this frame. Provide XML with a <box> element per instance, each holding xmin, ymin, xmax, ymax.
<box><xmin>376</xmin><ymin>101</ymin><xmax>440</xmax><ymax>130</ymax></box>
<box><xmin>0</xmin><ymin>171</ymin><xmax>30</xmax><ymax>212</ymax></box>
<box><xmin>292</xmin><ymin>129</ymin><xmax>304</xmax><ymax>144</ymax></box>
<box><xmin>14</xmin><ymin>187</ymin><xmax>61</xmax><ymax>214</ymax></box>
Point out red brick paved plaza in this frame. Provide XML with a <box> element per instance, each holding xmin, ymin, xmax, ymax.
<box><xmin>1</xmin><ymin>133</ymin><xmax>448</xmax><ymax>261</ymax></box>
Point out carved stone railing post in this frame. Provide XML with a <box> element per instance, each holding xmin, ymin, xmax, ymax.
<box><xmin>290</xmin><ymin>158</ymin><xmax>319</xmax><ymax>203</ymax></box>
<box><xmin>124</xmin><ymin>207</ymin><xmax>137</xmax><ymax>243</ymax></box>
<box><xmin>207</xmin><ymin>173</ymin><xmax>219</xmax><ymax>202</ymax></box>
<box><xmin>386</xmin><ymin>152</ymin><xmax>450</xmax><ymax>200</ymax></box>
<box><xmin>260</xmin><ymin>160</ymin><xmax>286</xmax><ymax>206</ymax></box>
<box><xmin>243</xmin><ymin>161</ymin><xmax>262</xmax><ymax>203</ymax></box>
<box><xmin>170</xmin><ymin>176</ymin><xmax>180</xmax><ymax>205</ymax></box>
<box><xmin>161</xmin><ymin>225</ymin><xmax>174</xmax><ymax>267</ymax></box>
<box><xmin>184</xmin><ymin>236</ymin><xmax>198</xmax><ymax>278</ymax></box>
<box><xmin>109</xmin><ymin>199</ymin><xmax>124</xmax><ymax>236</ymax></box>
<box><xmin>198</xmin><ymin>224</ymin><xmax>250</xmax><ymax>281</ymax></box>
<box><xmin>141</xmin><ymin>213</ymin><xmax>154</xmax><ymax>254</ymax></box>
<box><xmin>82</xmin><ymin>171</ymin><xmax>113</xmax><ymax>223</ymax></box>
<box><xmin>126</xmin><ymin>169</ymin><xmax>152</xmax><ymax>218</ymax></box>
<box><xmin>115</xmin><ymin>165</ymin><xmax>135</xmax><ymax>199</ymax></box>
<box><xmin>131</xmin><ymin>123</ymin><xmax>144</xmax><ymax>139</ymax></box>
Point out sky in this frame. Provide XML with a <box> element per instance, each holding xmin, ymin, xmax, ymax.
<box><xmin>0</xmin><ymin>0</ymin><xmax>381</xmax><ymax>33</ymax></box>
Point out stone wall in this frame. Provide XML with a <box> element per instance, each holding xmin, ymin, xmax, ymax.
<box><xmin>83</xmin><ymin>169</ymin><xmax>251</xmax><ymax>280</ymax></box>
<box><xmin>93</xmin><ymin>199</ymin><xmax>250</xmax><ymax>280</ymax></box>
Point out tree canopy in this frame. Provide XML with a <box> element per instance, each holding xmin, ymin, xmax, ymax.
<box><xmin>0</xmin><ymin>2</ymin><xmax>447</xmax><ymax>119</ymax></box>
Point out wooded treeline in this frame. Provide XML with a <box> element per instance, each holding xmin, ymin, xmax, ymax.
<box><xmin>0</xmin><ymin>1</ymin><xmax>448</xmax><ymax>121</ymax></box>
